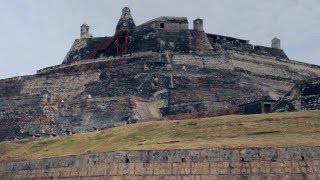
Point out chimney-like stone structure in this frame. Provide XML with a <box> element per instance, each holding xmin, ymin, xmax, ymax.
<box><xmin>271</xmin><ymin>37</ymin><xmax>281</xmax><ymax>49</ymax></box>
<box><xmin>193</xmin><ymin>18</ymin><xmax>204</xmax><ymax>31</ymax></box>
<box><xmin>80</xmin><ymin>23</ymin><xmax>90</xmax><ymax>39</ymax></box>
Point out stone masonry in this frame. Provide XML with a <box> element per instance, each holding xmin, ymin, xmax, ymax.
<box><xmin>1</xmin><ymin>147</ymin><xmax>320</xmax><ymax>179</ymax></box>
<box><xmin>274</xmin><ymin>77</ymin><xmax>320</xmax><ymax>112</ymax></box>
<box><xmin>1</xmin><ymin>51</ymin><xmax>320</xmax><ymax>141</ymax></box>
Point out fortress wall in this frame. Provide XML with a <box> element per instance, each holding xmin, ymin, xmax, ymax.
<box><xmin>1</xmin><ymin>52</ymin><xmax>320</xmax><ymax>141</ymax></box>
<box><xmin>171</xmin><ymin>52</ymin><xmax>320</xmax><ymax>100</ymax></box>
<box><xmin>1</xmin><ymin>147</ymin><xmax>320</xmax><ymax>179</ymax></box>
<box><xmin>231</xmin><ymin>53</ymin><xmax>320</xmax><ymax>80</ymax></box>
<box><xmin>21</xmin><ymin>72</ymin><xmax>101</xmax><ymax>102</ymax></box>
<box><xmin>172</xmin><ymin>52</ymin><xmax>320</xmax><ymax>81</ymax></box>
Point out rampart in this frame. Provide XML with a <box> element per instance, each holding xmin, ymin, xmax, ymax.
<box><xmin>1</xmin><ymin>147</ymin><xmax>320</xmax><ymax>179</ymax></box>
<box><xmin>2</xmin><ymin>51</ymin><xmax>320</xmax><ymax>142</ymax></box>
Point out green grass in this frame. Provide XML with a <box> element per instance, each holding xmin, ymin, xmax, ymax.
<box><xmin>1</xmin><ymin>111</ymin><xmax>320</xmax><ymax>163</ymax></box>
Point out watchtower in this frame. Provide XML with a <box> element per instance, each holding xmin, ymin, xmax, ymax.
<box><xmin>80</xmin><ymin>23</ymin><xmax>90</xmax><ymax>39</ymax></box>
<box><xmin>116</xmin><ymin>7</ymin><xmax>136</xmax><ymax>32</ymax></box>
<box><xmin>271</xmin><ymin>37</ymin><xmax>281</xmax><ymax>49</ymax></box>
<box><xmin>193</xmin><ymin>18</ymin><xmax>204</xmax><ymax>31</ymax></box>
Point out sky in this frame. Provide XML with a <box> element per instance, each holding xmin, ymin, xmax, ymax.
<box><xmin>0</xmin><ymin>0</ymin><xmax>319</xmax><ymax>79</ymax></box>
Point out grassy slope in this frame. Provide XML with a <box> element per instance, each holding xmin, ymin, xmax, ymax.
<box><xmin>1</xmin><ymin>111</ymin><xmax>320</xmax><ymax>163</ymax></box>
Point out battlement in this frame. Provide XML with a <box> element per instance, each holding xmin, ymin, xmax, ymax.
<box><xmin>62</xmin><ymin>7</ymin><xmax>288</xmax><ymax>65</ymax></box>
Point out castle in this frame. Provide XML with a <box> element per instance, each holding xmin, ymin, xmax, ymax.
<box><xmin>60</xmin><ymin>7</ymin><xmax>286</xmax><ymax>65</ymax></box>
<box><xmin>0</xmin><ymin>7</ymin><xmax>320</xmax><ymax>141</ymax></box>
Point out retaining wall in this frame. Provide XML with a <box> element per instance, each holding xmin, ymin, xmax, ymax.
<box><xmin>1</xmin><ymin>147</ymin><xmax>320</xmax><ymax>179</ymax></box>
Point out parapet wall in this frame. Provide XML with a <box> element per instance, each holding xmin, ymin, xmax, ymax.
<box><xmin>1</xmin><ymin>147</ymin><xmax>320</xmax><ymax>179</ymax></box>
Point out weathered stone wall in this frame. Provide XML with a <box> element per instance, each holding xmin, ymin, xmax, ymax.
<box><xmin>1</xmin><ymin>52</ymin><xmax>320</xmax><ymax>141</ymax></box>
<box><xmin>63</xmin><ymin>24</ymin><xmax>289</xmax><ymax>65</ymax></box>
<box><xmin>274</xmin><ymin>78</ymin><xmax>320</xmax><ymax>112</ymax></box>
<box><xmin>144</xmin><ymin>21</ymin><xmax>188</xmax><ymax>30</ymax></box>
<box><xmin>1</xmin><ymin>147</ymin><xmax>320</xmax><ymax>179</ymax></box>
<box><xmin>300</xmin><ymin>78</ymin><xmax>320</xmax><ymax>110</ymax></box>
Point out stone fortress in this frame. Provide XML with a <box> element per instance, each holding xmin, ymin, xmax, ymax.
<box><xmin>1</xmin><ymin>7</ymin><xmax>320</xmax><ymax>142</ymax></box>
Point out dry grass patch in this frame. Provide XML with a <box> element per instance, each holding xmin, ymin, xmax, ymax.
<box><xmin>1</xmin><ymin>111</ymin><xmax>320</xmax><ymax>163</ymax></box>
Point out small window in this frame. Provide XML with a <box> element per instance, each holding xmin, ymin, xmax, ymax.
<box><xmin>160</xmin><ymin>23</ymin><xmax>165</xmax><ymax>29</ymax></box>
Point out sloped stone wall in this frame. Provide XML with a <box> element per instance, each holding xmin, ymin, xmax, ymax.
<box><xmin>1</xmin><ymin>52</ymin><xmax>320</xmax><ymax>141</ymax></box>
<box><xmin>1</xmin><ymin>147</ymin><xmax>320</xmax><ymax>179</ymax></box>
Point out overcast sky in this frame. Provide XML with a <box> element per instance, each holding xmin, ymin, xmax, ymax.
<box><xmin>0</xmin><ymin>0</ymin><xmax>319</xmax><ymax>79</ymax></box>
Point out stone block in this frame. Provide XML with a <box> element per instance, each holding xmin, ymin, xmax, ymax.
<box><xmin>181</xmin><ymin>175</ymin><xmax>197</xmax><ymax>180</ymax></box>
<box><xmin>162</xmin><ymin>176</ymin><xmax>181</xmax><ymax>180</ymax></box>
<box><xmin>188</xmin><ymin>150</ymin><xmax>202</xmax><ymax>162</ymax></box>
<box><xmin>173</xmin><ymin>162</ymin><xmax>191</xmax><ymax>175</ymax></box>
<box><xmin>304</xmin><ymin>174</ymin><xmax>318</xmax><ymax>180</ymax></box>
<box><xmin>250</xmin><ymin>175</ymin><xmax>267</xmax><ymax>180</ymax></box>
<box><xmin>287</xmin><ymin>147</ymin><xmax>302</xmax><ymax>160</ymax></box>
<box><xmin>113</xmin><ymin>151</ymin><xmax>127</xmax><ymax>163</ymax></box>
<box><xmin>117</xmin><ymin>163</ymin><xmax>135</xmax><ymax>175</ymax></box>
<box><xmin>299</xmin><ymin>161</ymin><xmax>313</xmax><ymax>173</ymax></box>
<box><xmin>149</xmin><ymin>151</ymin><xmax>170</xmax><ymax>163</ymax></box>
<box><xmin>301</xmin><ymin>147</ymin><xmax>320</xmax><ymax>160</ymax></box>
<box><xmin>277</xmin><ymin>148</ymin><xmax>291</xmax><ymax>161</ymax></box>
<box><xmin>259</xmin><ymin>148</ymin><xmax>278</xmax><ymax>161</ymax></box>
<box><xmin>229</xmin><ymin>162</ymin><xmax>241</xmax><ymax>174</ymax></box>
<box><xmin>270</xmin><ymin>161</ymin><xmax>291</xmax><ymax>174</ymax></box>
<box><xmin>134</xmin><ymin>163</ymin><xmax>152</xmax><ymax>175</ymax></box>
<box><xmin>96</xmin><ymin>165</ymin><xmax>109</xmax><ymax>176</ymax></box>
<box><xmin>290</xmin><ymin>174</ymin><xmax>307</xmax><ymax>180</ymax></box>
<box><xmin>240</xmin><ymin>148</ymin><xmax>259</xmax><ymax>162</ymax></box>
<box><xmin>313</xmin><ymin>165</ymin><xmax>320</xmax><ymax>174</ymax></box>
<box><xmin>240</xmin><ymin>162</ymin><xmax>251</xmax><ymax>174</ymax></box>
<box><xmin>171</xmin><ymin>150</ymin><xmax>185</xmax><ymax>163</ymax></box>
<box><xmin>110</xmin><ymin>176</ymin><xmax>125</xmax><ymax>180</ymax></box>
<box><xmin>59</xmin><ymin>169</ymin><xmax>71</xmax><ymax>177</ymax></box>
<box><xmin>126</xmin><ymin>151</ymin><xmax>143</xmax><ymax>163</ymax></box>
<box><xmin>249</xmin><ymin>161</ymin><xmax>261</xmax><ymax>173</ymax></box>
<box><xmin>258</xmin><ymin>161</ymin><xmax>271</xmax><ymax>174</ymax></box>
<box><xmin>153</xmin><ymin>163</ymin><xmax>172</xmax><ymax>175</ymax></box>
<box><xmin>201</xmin><ymin>149</ymin><xmax>220</xmax><ymax>162</ymax></box>
<box><xmin>50</xmin><ymin>169</ymin><xmax>61</xmax><ymax>178</ymax></box>
<box><xmin>210</xmin><ymin>162</ymin><xmax>229</xmax><ymax>175</ymax></box>
<box><xmin>69</xmin><ymin>167</ymin><xmax>80</xmax><ymax>177</ymax></box>
<box><xmin>191</xmin><ymin>162</ymin><xmax>209</xmax><ymax>175</ymax></box>
<box><xmin>109</xmin><ymin>163</ymin><xmax>119</xmax><ymax>176</ymax></box>
<box><xmin>124</xmin><ymin>175</ymin><xmax>144</xmax><ymax>180</ymax></box>
<box><xmin>218</xmin><ymin>175</ymin><xmax>233</xmax><ymax>180</ymax></box>
<box><xmin>194</xmin><ymin>175</ymin><xmax>216</xmax><ymax>180</ymax></box>
<box><xmin>133</xmin><ymin>163</ymin><xmax>145</xmax><ymax>176</ymax></box>
<box><xmin>143</xmin><ymin>176</ymin><xmax>159</xmax><ymax>180</ymax></box>
<box><xmin>220</xmin><ymin>149</ymin><xmax>240</xmax><ymax>161</ymax></box>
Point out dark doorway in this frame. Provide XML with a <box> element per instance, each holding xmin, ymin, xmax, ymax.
<box><xmin>264</xmin><ymin>104</ymin><xmax>272</xmax><ymax>114</ymax></box>
<box><xmin>160</xmin><ymin>23</ymin><xmax>165</xmax><ymax>29</ymax></box>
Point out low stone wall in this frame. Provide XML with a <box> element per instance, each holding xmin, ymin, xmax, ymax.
<box><xmin>1</xmin><ymin>147</ymin><xmax>320</xmax><ymax>179</ymax></box>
